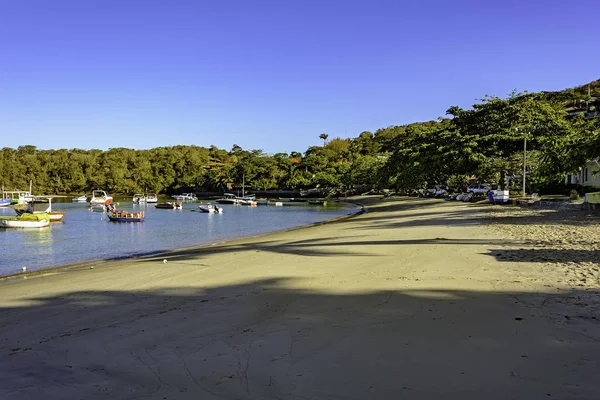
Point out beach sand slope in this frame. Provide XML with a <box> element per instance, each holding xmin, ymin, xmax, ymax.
<box><xmin>1</xmin><ymin>197</ymin><xmax>599</xmax><ymax>399</ymax></box>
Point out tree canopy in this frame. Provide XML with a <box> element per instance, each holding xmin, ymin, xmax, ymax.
<box><xmin>1</xmin><ymin>79</ymin><xmax>598</xmax><ymax>195</ymax></box>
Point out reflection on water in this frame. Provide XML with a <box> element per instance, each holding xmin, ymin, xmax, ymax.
<box><xmin>21</xmin><ymin>226</ymin><xmax>53</xmax><ymax>244</ymax></box>
<box><xmin>1</xmin><ymin>200</ymin><xmax>358</xmax><ymax>277</ymax></box>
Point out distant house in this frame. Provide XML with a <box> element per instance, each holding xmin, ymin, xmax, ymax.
<box><xmin>565</xmin><ymin>98</ymin><xmax>599</xmax><ymax>120</ymax></box>
<box><xmin>565</xmin><ymin>159</ymin><xmax>600</xmax><ymax>188</ymax></box>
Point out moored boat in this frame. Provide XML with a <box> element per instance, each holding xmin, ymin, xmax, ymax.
<box><xmin>196</xmin><ymin>203</ymin><xmax>223</xmax><ymax>213</ymax></box>
<box><xmin>48</xmin><ymin>212</ymin><xmax>66</xmax><ymax>222</ymax></box>
<box><xmin>132</xmin><ymin>193</ymin><xmax>146</xmax><ymax>204</ymax></box>
<box><xmin>90</xmin><ymin>190</ymin><xmax>113</xmax><ymax>205</ymax></box>
<box><xmin>146</xmin><ymin>193</ymin><xmax>158</xmax><ymax>203</ymax></box>
<box><xmin>90</xmin><ymin>204</ymin><xmax>113</xmax><ymax>212</ymax></box>
<box><xmin>72</xmin><ymin>194</ymin><xmax>88</xmax><ymax>202</ymax></box>
<box><xmin>155</xmin><ymin>201</ymin><xmax>182</xmax><ymax>210</ymax></box>
<box><xmin>172</xmin><ymin>193</ymin><xmax>197</xmax><ymax>202</ymax></box>
<box><xmin>0</xmin><ymin>212</ymin><xmax>50</xmax><ymax>228</ymax></box>
<box><xmin>215</xmin><ymin>193</ymin><xmax>239</xmax><ymax>205</ymax></box>
<box><xmin>12</xmin><ymin>197</ymin><xmax>67</xmax><ymax>222</ymax></box>
<box><xmin>108</xmin><ymin>209</ymin><xmax>145</xmax><ymax>222</ymax></box>
<box><xmin>238</xmin><ymin>194</ymin><xmax>257</xmax><ymax>206</ymax></box>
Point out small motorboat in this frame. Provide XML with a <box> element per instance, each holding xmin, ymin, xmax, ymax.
<box><xmin>108</xmin><ymin>209</ymin><xmax>145</xmax><ymax>223</ymax></box>
<box><xmin>215</xmin><ymin>193</ymin><xmax>239</xmax><ymax>205</ymax></box>
<box><xmin>172</xmin><ymin>193</ymin><xmax>197</xmax><ymax>202</ymax></box>
<box><xmin>155</xmin><ymin>201</ymin><xmax>182</xmax><ymax>210</ymax></box>
<box><xmin>72</xmin><ymin>194</ymin><xmax>88</xmax><ymax>202</ymax></box>
<box><xmin>196</xmin><ymin>203</ymin><xmax>223</xmax><ymax>214</ymax></box>
<box><xmin>13</xmin><ymin>197</ymin><xmax>67</xmax><ymax>222</ymax></box>
<box><xmin>48</xmin><ymin>212</ymin><xmax>66</xmax><ymax>222</ymax></box>
<box><xmin>146</xmin><ymin>193</ymin><xmax>158</xmax><ymax>203</ymax></box>
<box><xmin>90</xmin><ymin>204</ymin><xmax>114</xmax><ymax>213</ymax></box>
<box><xmin>90</xmin><ymin>190</ymin><xmax>113</xmax><ymax>205</ymax></box>
<box><xmin>0</xmin><ymin>213</ymin><xmax>50</xmax><ymax>228</ymax></box>
<box><xmin>132</xmin><ymin>194</ymin><xmax>146</xmax><ymax>204</ymax></box>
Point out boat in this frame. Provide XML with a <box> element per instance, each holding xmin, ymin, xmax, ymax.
<box><xmin>108</xmin><ymin>209</ymin><xmax>145</xmax><ymax>223</ymax></box>
<box><xmin>196</xmin><ymin>203</ymin><xmax>223</xmax><ymax>213</ymax></box>
<box><xmin>238</xmin><ymin>198</ymin><xmax>257</xmax><ymax>206</ymax></box>
<box><xmin>146</xmin><ymin>193</ymin><xmax>158</xmax><ymax>203</ymax></box>
<box><xmin>132</xmin><ymin>194</ymin><xmax>146</xmax><ymax>204</ymax></box>
<box><xmin>12</xmin><ymin>197</ymin><xmax>66</xmax><ymax>222</ymax></box>
<box><xmin>2</xmin><ymin>191</ymin><xmax>35</xmax><ymax>205</ymax></box>
<box><xmin>155</xmin><ymin>201</ymin><xmax>182</xmax><ymax>210</ymax></box>
<box><xmin>3</xmin><ymin>183</ymin><xmax>35</xmax><ymax>205</ymax></box>
<box><xmin>0</xmin><ymin>212</ymin><xmax>50</xmax><ymax>228</ymax></box>
<box><xmin>90</xmin><ymin>190</ymin><xmax>113</xmax><ymax>205</ymax></box>
<box><xmin>215</xmin><ymin>193</ymin><xmax>240</xmax><ymax>205</ymax></box>
<box><xmin>71</xmin><ymin>194</ymin><xmax>88</xmax><ymax>202</ymax></box>
<box><xmin>0</xmin><ymin>187</ymin><xmax>10</xmax><ymax>206</ymax></box>
<box><xmin>172</xmin><ymin>193</ymin><xmax>197</xmax><ymax>202</ymax></box>
<box><xmin>47</xmin><ymin>212</ymin><xmax>66</xmax><ymax>222</ymax></box>
<box><xmin>90</xmin><ymin>204</ymin><xmax>113</xmax><ymax>212</ymax></box>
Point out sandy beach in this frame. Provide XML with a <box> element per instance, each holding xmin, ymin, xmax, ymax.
<box><xmin>1</xmin><ymin>197</ymin><xmax>599</xmax><ymax>399</ymax></box>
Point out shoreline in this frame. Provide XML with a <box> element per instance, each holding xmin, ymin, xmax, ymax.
<box><xmin>2</xmin><ymin>196</ymin><xmax>599</xmax><ymax>399</ymax></box>
<box><xmin>0</xmin><ymin>200</ymin><xmax>366</xmax><ymax>284</ymax></box>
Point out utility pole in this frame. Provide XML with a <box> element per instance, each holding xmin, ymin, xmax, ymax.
<box><xmin>522</xmin><ymin>133</ymin><xmax>527</xmax><ymax>197</ymax></box>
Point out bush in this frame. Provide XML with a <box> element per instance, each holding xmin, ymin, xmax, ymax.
<box><xmin>534</xmin><ymin>183</ymin><xmax>598</xmax><ymax>196</ymax></box>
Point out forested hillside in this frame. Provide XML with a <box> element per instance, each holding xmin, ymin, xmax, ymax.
<box><xmin>1</xmin><ymin>79</ymin><xmax>599</xmax><ymax>195</ymax></box>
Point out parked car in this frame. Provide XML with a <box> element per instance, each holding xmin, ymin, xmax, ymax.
<box><xmin>467</xmin><ymin>184</ymin><xmax>492</xmax><ymax>194</ymax></box>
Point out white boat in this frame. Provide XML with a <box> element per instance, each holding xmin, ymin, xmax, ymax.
<box><xmin>172</xmin><ymin>193</ymin><xmax>197</xmax><ymax>202</ymax></box>
<box><xmin>0</xmin><ymin>213</ymin><xmax>50</xmax><ymax>228</ymax></box>
<box><xmin>1</xmin><ymin>187</ymin><xmax>12</xmax><ymax>207</ymax></box>
<box><xmin>90</xmin><ymin>190</ymin><xmax>113</xmax><ymax>205</ymax></box>
<box><xmin>146</xmin><ymin>193</ymin><xmax>158</xmax><ymax>203</ymax></box>
<box><xmin>197</xmin><ymin>203</ymin><xmax>223</xmax><ymax>214</ymax></box>
<box><xmin>72</xmin><ymin>194</ymin><xmax>88</xmax><ymax>202</ymax></box>
<box><xmin>215</xmin><ymin>193</ymin><xmax>239</xmax><ymax>205</ymax></box>
<box><xmin>90</xmin><ymin>204</ymin><xmax>114</xmax><ymax>213</ymax></box>
<box><xmin>132</xmin><ymin>194</ymin><xmax>146</xmax><ymax>204</ymax></box>
<box><xmin>238</xmin><ymin>196</ymin><xmax>257</xmax><ymax>206</ymax></box>
<box><xmin>12</xmin><ymin>197</ymin><xmax>67</xmax><ymax>222</ymax></box>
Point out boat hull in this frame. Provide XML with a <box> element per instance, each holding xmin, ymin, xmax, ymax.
<box><xmin>108</xmin><ymin>216</ymin><xmax>145</xmax><ymax>222</ymax></box>
<box><xmin>90</xmin><ymin>198</ymin><xmax>113</xmax><ymax>205</ymax></box>
<box><xmin>197</xmin><ymin>205</ymin><xmax>223</xmax><ymax>213</ymax></box>
<box><xmin>0</xmin><ymin>213</ymin><xmax>50</xmax><ymax>228</ymax></box>
<box><xmin>108</xmin><ymin>210</ymin><xmax>145</xmax><ymax>222</ymax></box>
<box><xmin>48</xmin><ymin>212</ymin><xmax>66</xmax><ymax>222</ymax></box>
<box><xmin>155</xmin><ymin>202</ymin><xmax>182</xmax><ymax>209</ymax></box>
<box><xmin>215</xmin><ymin>199</ymin><xmax>238</xmax><ymax>204</ymax></box>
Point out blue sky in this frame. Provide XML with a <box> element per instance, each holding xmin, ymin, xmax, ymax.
<box><xmin>1</xmin><ymin>0</ymin><xmax>598</xmax><ymax>154</ymax></box>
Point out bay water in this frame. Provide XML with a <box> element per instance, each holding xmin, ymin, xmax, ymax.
<box><xmin>0</xmin><ymin>199</ymin><xmax>359</xmax><ymax>277</ymax></box>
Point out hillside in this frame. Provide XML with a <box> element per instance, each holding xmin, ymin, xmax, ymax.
<box><xmin>541</xmin><ymin>78</ymin><xmax>600</xmax><ymax>106</ymax></box>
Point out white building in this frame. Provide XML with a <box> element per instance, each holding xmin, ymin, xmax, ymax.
<box><xmin>565</xmin><ymin>160</ymin><xmax>600</xmax><ymax>188</ymax></box>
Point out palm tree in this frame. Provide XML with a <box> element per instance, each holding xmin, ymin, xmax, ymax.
<box><xmin>319</xmin><ymin>133</ymin><xmax>329</xmax><ymax>146</ymax></box>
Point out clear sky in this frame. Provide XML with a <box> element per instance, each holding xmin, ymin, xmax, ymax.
<box><xmin>1</xmin><ymin>0</ymin><xmax>598</xmax><ymax>154</ymax></box>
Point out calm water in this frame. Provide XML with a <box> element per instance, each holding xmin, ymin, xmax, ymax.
<box><xmin>0</xmin><ymin>199</ymin><xmax>359</xmax><ymax>277</ymax></box>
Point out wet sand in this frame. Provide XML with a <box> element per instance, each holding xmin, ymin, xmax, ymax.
<box><xmin>1</xmin><ymin>197</ymin><xmax>599</xmax><ymax>399</ymax></box>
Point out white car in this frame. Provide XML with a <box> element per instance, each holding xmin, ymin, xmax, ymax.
<box><xmin>467</xmin><ymin>184</ymin><xmax>491</xmax><ymax>194</ymax></box>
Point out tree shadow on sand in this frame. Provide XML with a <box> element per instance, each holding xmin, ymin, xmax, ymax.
<box><xmin>487</xmin><ymin>248</ymin><xmax>600</xmax><ymax>264</ymax></box>
<box><xmin>1</xmin><ymin>278</ymin><xmax>600</xmax><ymax>400</ymax></box>
<box><xmin>487</xmin><ymin>206</ymin><xmax>600</xmax><ymax>227</ymax></box>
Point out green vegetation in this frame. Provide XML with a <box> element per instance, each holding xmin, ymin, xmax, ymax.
<box><xmin>1</xmin><ymin>80</ymin><xmax>598</xmax><ymax>195</ymax></box>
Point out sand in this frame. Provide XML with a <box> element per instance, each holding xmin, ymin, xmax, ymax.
<box><xmin>1</xmin><ymin>197</ymin><xmax>599</xmax><ymax>399</ymax></box>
